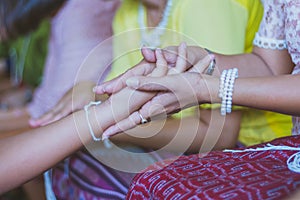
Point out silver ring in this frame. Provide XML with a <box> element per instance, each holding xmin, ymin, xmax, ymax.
<box><xmin>206</xmin><ymin>58</ymin><xmax>216</xmax><ymax>75</ymax></box>
<box><xmin>138</xmin><ymin>112</ymin><xmax>148</xmax><ymax>124</ymax></box>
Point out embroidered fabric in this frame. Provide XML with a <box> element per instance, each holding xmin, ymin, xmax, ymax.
<box><xmin>126</xmin><ymin>136</ymin><xmax>300</xmax><ymax>200</ymax></box>
<box><xmin>253</xmin><ymin>0</ymin><xmax>300</xmax><ymax>135</ymax></box>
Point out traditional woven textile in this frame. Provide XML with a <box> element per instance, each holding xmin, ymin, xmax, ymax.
<box><xmin>127</xmin><ymin>136</ymin><xmax>300</xmax><ymax>200</ymax></box>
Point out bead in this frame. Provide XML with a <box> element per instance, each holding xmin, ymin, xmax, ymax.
<box><xmin>218</xmin><ymin>68</ymin><xmax>238</xmax><ymax>116</ymax></box>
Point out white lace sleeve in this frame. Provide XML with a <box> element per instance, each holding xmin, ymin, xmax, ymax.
<box><xmin>253</xmin><ymin>0</ymin><xmax>287</xmax><ymax>50</ymax></box>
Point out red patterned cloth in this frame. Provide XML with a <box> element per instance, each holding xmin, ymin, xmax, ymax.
<box><xmin>127</xmin><ymin>136</ymin><xmax>300</xmax><ymax>200</ymax></box>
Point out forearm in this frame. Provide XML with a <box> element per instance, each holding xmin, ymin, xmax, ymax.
<box><xmin>186</xmin><ymin>46</ymin><xmax>294</xmax><ymax>77</ymax></box>
<box><xmin>233</xmin><ymin>75</ymin><xmax>300</xmax><ymax>116</ymax></box>
<box><xmin>213</xmin><ymin>53</ymin><xmax>272</xmax><ymax>77</ymax></box>
<box><xmin>213</xmin><ymin>47</ymin><xmax>294</xmax><ymax>77</ymax></box>
<box><xmin>0</xmin><ymin>112</ymin><xmax>86</xmax><ymax>193</ymax></box>
<box><xmin>112</xmin><ymin>109</ymin><xmax>241</xmax><ymax>153</ymax></box>
<box><xmin>0</xmin><ymin>88</ymin><xmax>148</xmax><ymax>193</ymax></box>
<box><xmin>201</xmin><ymin>74</ymin><xmax>300</xmax><ymax>116</ymax></box>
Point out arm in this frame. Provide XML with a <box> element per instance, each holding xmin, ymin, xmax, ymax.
<box><xmin>29</xmin><ymin>81</ymin><xmax>108</xmax><ymax>127</ymax></box>
<box><xmin>212</xmin><ymin>46</ymin><xmax>294</xmax><ymax>77</ymax></box>
<box><xmin>125</xmin><ymin>72</ymin><xmax>300</xmax><ymax>117</ymax></box>
<box><xmin>0</xmin><ymin>50</ymin><xmax>168</xmax><ymax>194</ymax></box>
<box><xmin>111</xmin><ymin>109</ymin><xmax>241</xmax><ymax>153</ymax></box>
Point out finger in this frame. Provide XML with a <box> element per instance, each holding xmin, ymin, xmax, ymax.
<box><xmin>169</xmin><ymin>42</ymin><xmax>188</xmax><ymax>74</ymax></box>
<box><xmin>142</xmin><ymin>45</ymin><xmax>178</xmax><ymax>65</ymax></box>
<box><xmin>102</xmin><ymin>111</ymin><xmax>142</xmax><ymax>139</ymax></box>
<box><xmin>138</xmin><ymin>92</ymin><xmax>178</xmax><ymax>118</ymax></box>
<box><xmin>189</xmin><ymin>54</ymin><xmax>213</xmax><ymax>73</ymax></box>
<box><xmin>126</xmin><ymin>75</ymin><xmax>173</xmax><ymax>91</ymax></box>
<box><xmin>40</xmin><ymin>103</ymin><xmax>74</xmax><ymax>126</ymax></box>
<box><xmin>93</xmin><ymin>73</ymin><xmax>128</xmax><ymax>95</ymax></box>
<box><xmin>29</xmin><ymin>98</ymin><xmax>69</xmax><ymax>127</ymax></box>
<box><xmin>39</xmin><ymin>114</ymin><xmax>63</xmax><ymax>127</ymax></box>
<box><xmin>141</xmin><ymin>46</ymin><xmax>156</xmax><ymax>62</ymax></box>
<box><xmin>29</xmin><ymin>111</ymin><xmax>55</xmax><ymax>127</ymax></box>
<box><xmin>149</xmin><ymin>49</ymin><xmax>168</xmax><ymax>77</ymax></box>
<box><xmin>94</xmin><ymin>62</ymin><xmax>155</xmax><ymax>94</ymax></box>
<box><xmin>162</xmin><ymin>46</ymin><xmax>179</xmax><ymax>65</ymax></box>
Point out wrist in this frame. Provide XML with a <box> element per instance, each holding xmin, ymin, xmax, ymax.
<box><xmin>188</xmin><ymin>46</ymin><xmax>208</xmax><ymax>66</ymax></box>
<box><xmin>74</xmin><ymin>104</ymin><xmax>104</xmax><ymax>144</ymax></box>
<box><xmin>197</xmin><ymin>75</ymin><xmax>220</xmax><ymax>104</ymax></box>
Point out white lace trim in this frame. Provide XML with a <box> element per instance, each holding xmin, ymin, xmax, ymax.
<box><xmin>253</xmin><ymin>33</ymin><xmax>287</xmax><ymax>50</ymax></box>
<box><xmin>292</xmin><ymin>68</ymin><xmax>300</xmax><ymax>75</ymax></box>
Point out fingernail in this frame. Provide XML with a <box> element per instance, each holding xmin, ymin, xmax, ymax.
<box><xmin>126</xmin><ymin>78</ymin><xmax>139</xmax><ymax>89</ymax></box>
<box><xmin>28</xmin><ymin>119</ymin><xmax>37</xmax><ymax>127</ymax></box>
<box><xmin>209</xmin><ymin>54</ymin><xmax>215</xmax><ymax>60</ymax></box>
<box><xmin>181</xmin><ymin>42</ymin><xmax>187</xmax><ymax>49</ymax></box>
<box><xmin>156</xmin><ymin>48</ymin><xmax>162</xmax><ymax>54</ymax></box>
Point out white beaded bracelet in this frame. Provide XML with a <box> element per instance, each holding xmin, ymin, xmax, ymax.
<box><xmin>219</xmin><ymin>68</ymin><xmax>238</xmax><ymax>116</ymax></box>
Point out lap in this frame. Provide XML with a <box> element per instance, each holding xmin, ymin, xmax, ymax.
<box><xmin>127</xmin><ymin>135</ymin><xmax>300</xmax><ymax>200</ymax></box>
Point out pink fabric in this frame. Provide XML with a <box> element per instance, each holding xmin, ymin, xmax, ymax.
<box><xmin>256</xmin><ymin>0</ymin><xmax>300</xmax><ymax>134</ymax></box>
<box><xmin>27</xmin><ymin>0</ymin><xmax>119</xmax><ymax>118</ymax></box>
<box><xmin>127</xmin><ymin>135</ymin><xmax>300</xmax><ymax>200</ymax></box>
<box><xmin>52</xmin><ymin>149</ymin><xmax>175</xmax><ymax>200</ymax></box>
<box><xmin>52</xmin><ymin>151</ymin><xmax>135</xmax><ymax>200</ymax></box>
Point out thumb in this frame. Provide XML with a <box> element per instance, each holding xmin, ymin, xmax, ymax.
<box><xmin>126</xmin><ymin>76</ymin><xmax>171</xmax><ymax>91</ymax></box>
<box><xmin>189</xmin><ymin>54</ymin><xmax>213</xmax><ymax>73</ymax></box>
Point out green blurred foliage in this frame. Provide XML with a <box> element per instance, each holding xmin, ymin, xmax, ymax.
<box><xmin>0</xmin><ymin>20</ymin><xmax>50</xmax><ymax>87</ymax></box>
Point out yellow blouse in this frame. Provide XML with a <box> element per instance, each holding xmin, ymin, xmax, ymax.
<box><xmin>109</xmin><ymin>0</ymin><xmax>292</xmax><ymax>146</ymax></box>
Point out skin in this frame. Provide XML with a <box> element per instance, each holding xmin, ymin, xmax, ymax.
<box><xmin>33</xmin><ymin>0</ymin><xmax>250</xmax><ymax>153</ymax></box>
<box><xmin>94</xmin><ymin>43</ymin><xmax>294</xmax><ymax>139</ymax></box>
<box><xmin>0</xmin><ymin>49</ymin><xmax>168</xmax><ymax>194</ymax></box>
<box><xmin>124</xmin><ymin>71</ymin><xmax>300</xmax><ymax>116</ymax></box>
<box><xmin>97</xmin><ymin>44</ymin><xmax>300</xmax><ymax>197</ymax></box>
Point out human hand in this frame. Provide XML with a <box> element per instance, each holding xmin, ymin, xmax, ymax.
<box><xmin>93</xmin><ymin>43</ymin><xmax>209</xmax><ymax>95</ymax></box>
<box><xmin>93</xmin><ymin>47</ymin><xmax>157</xmax><ymax>95</ymax></box>
<box><xmin>101</xmin><ymin>43</ymin><xmax>216</xmax><ymax>138</ymax></box>
<box><xmin>129</xmin><ymin>52</ymin><xmax>215</xmax><ymax>114</ymax></box>
<box><xmin>125</xmin><ymin>65</ymin><xmax>216</xmax><ymax>116</ymax></box>
<box><xmin>29</xmin><ymin>81</ymin><xmax>102</xmax><ymax>127</ymax></box>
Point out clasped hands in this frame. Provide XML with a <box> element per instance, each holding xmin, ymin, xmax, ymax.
<box><xmin>96</xmin><ymin>43</ymin><xmax>217</xmax><ymax>139</ymax></box>
<box><xmin>30</xmin><ymin>43</ymin><xmax>217</xmax><ymax>140</ymax></box>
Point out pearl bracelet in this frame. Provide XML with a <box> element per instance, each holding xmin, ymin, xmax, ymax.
<box><xmin>219</xmin><ymin>68</ymin><xmax>238</xmax><ymax>116</ymax></box>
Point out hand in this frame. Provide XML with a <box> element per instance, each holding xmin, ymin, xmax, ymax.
<box><xmin>128</xmin><ymin>53</ymin><xmax>215</xmax><ymax>115</ymax></box>
<box><xmin>29</xmin><ymin>81</ymin><xmax>102</xmax><ymax>127</ymax></box>
<box><xmin>125</xmin><ymin>69</ymin><xmax>215</xmax><ymax>116</ymax></box>
<box><xmin>101</xmin><ymin>43</ymin><xmax>216</xmax><ymax>138</ymax></box>
<box><xmin>93</xmin><ymin>43</ymin><xmax>208</xmax><ymax>95</ymax></box>
<box><xmin>93</xmin><ymin>47</ymin><xmax>157</xmax><ymax>95</ymax></box>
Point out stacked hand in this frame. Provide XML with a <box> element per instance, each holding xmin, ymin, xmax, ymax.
<box><xmin>94</xmin><ymin>43</ymin><xmax>216</xmax><ymax>139</ymax></box>
<box><xmin>29</xmin><ymin>81</ymin><xmax>102</xmax><ymax>127</ymax></box>
<box><xmin>30</xmin><ymin>43</ymin><xmax>215</xmax><ymax>140</ymax></box>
